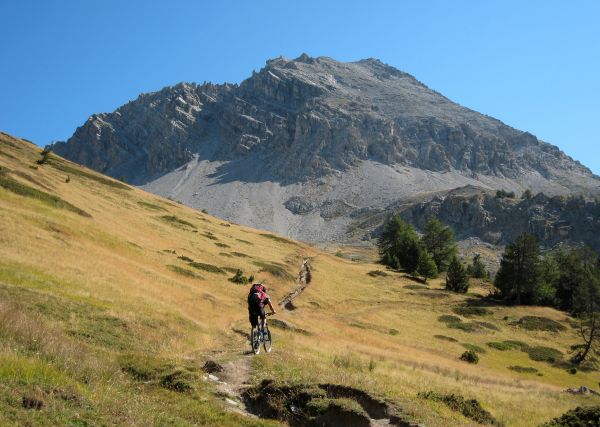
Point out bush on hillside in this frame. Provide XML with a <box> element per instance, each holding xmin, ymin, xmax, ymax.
<box><xmin>515</xmin><ymin>316</ymin><xmax>566</xmax><ymax>332</ymax></box>
<box><xmin>460</xmin><ymin>350</ymin><xmax>479</xmax><ymax>364</ymax></box>
<box><xmin>540</xmin><ymin>406</ymin><xmax>600</xmax><ymax>427</ymax></box>
<box><xmin>418</xmin><ymin>391</ymin><xmax>501</xmax><ymax>426</ymax></box>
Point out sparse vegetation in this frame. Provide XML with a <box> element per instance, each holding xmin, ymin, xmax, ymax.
<box><xmin>540</xmin><ymin>406</ymin><xmax>600</xmax><ymax>427</ymax></box>
<box><xmin>253</xmin><ymin>260</ymin><xmax>294</xmax><ymax>281</ymax></box>
<box><xmin>159</xmin><ymin>215</ymin><xmax>197</xmax><ymax>229</ymax></box>
<box><xmin>0</xmin><ymin>173</ymin><xmax>90</xmax><ymax>217</ymax></box>
<box><xmin>188</xmin><ymin>262</ymin><xmax>225</xmax><ymax>274</ymax></box>
<box><xmin>453</xmin><ymin>306</ymin><xmax>490</xmax><ymax>317</ymax></box>
<box><xmin>260</xmin><ymin>233</ymin><xmax>296</xmax><ymax>245</ymax></box>
<box><xmin>508</xmin><ymin>366</ymin><xmax>538</xmax><ymax>374</ymax></box>
<box><xmin>462</xmin><ymin>343</ymin><xmax>486</xmax><ymax>353</ymax></box>
<box><xmin>367</xmin><ymin>270</ymin><xmax>388</xmax><ymax>277</ymax></box>
<box><xmin>516</xmin><ymin>316</ymin><xmax>566</xmax><ymax>332</ymax></box>
<box><xmin>418</xmin><ymin>391</ymin><xmax>501</xmax><ymax>425</ymax></box>
<box><xmin>137</xmin><ymin>200</ymin><xmax>167</xmax><ymax>211</ymax></box>
<box><xmin>434</xmin><ymin>335</ymin><xmax>458</xmax><ymax>342</ymax></box>
<box><xmin>167</xmin><ymin>264</ymin><xmax>201</xmax><ymax>278</ymax></box>
<box><xmin>495</xmin><ymin>189</ymin><xmax>515</xmax><ymax>199</ymax></box>
<box><xmin>49</xmin><ymin>158</ymin><xmax>130</xmax><ymax>190</ymax></box>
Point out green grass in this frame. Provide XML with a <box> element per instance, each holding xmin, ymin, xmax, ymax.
<box><xmin>159</xmin><ymin>215</ymin><xmax>197</xmax><ymax>230</ymax></box>
<box><xmin>434</xmin><ymin>335</ymin><xmax>458</xmax><ymax>342</ymax></box>
<box><xmin>418</xmin><ymin>391</ymin><xmax>502</xmax><ymax>426</ymax></box>
<box><xmin>0</xmin><ymin>173</ymin><xmax>90</xmax><ymax>217</ymax></box>
<box><xmin>188</xmin><ymin>262</ymin><xmax>226</xmax><ymax>274</ymax></box>
<box><xmin>260</xmin><ymin>233</ymin><xmax>296</xmax><ymax>245</ymax></box>
<box><xmin>462</xmin><ymin>343</ymin><xmax>487</xmax><ymax>354</ymax></box>
<box><xmin>49</xmin><ymin>159</ymin><xmax>130</xmax><ymax>190</ymax></box>
<box><xmin>508</xmin><ymin>366</ymin><xmax>539</xmax><ymax>374</ymax></box>
<box><xmin>253</xmin><ymin>260</ymin><xmax>294</xmax><ymax>281</ymax></box>
<box><xmin>452</xmin><ymin>306</ymin><xmax>491</xmax><ymax>317</ymax></box>
<box><xmin>137</xmin><ymin>200</ymin><xmax>167</xmax><ymax>211</ymax></box>
<box><xmin>167</xmin><ymin>264</ymin><xmax>202</xmax><ymax>279</ymax></box>
<box><xmin>515</xmin><ymin>316</ymin><xmax>567</xmax><ymax>332</ymax></box>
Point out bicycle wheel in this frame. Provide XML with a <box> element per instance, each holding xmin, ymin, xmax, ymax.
<box><xmin>263</xmin><ymin>327</ymin><xmax>272</xmax><ymax>353</ymax></box>
<box><xmin>251</xmin><ymin>327</ymin><xmax>261</xmax><ymax>354</ymax></box>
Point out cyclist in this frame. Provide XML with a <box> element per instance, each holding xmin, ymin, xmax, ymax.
<box><xmin>247</xmin><ymin>282</ymin><xmax>276</xmax><ymax>334</ymax></box>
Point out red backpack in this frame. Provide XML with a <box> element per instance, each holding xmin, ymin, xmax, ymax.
<box><xmin>248</xmin><ymin>284</ymin><xmax>267</xmax><ymax>308</ymax></box>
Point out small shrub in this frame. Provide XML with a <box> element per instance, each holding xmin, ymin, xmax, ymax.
<box><xmin>260</xmin><ymin>233</ymin><xmax>296</xmax><ymax>245</ymax></box>
<box><xmin>188</xmin><ymin>262</ymin><xmax>225</xmax><ymax>274</ymax></box>
<box><xmin>367</xmin><ymin>270</ymin><xmax>388</xmax><ymax>277</ymax></box>
<box><xmin>231</xmin><ymin>252</ymin><xmax>249</xmax><ymax>258</ymax></box>
<box><xmin>137</xmin><ymin>201</ymin><xmax>167</xmax><ymax>211</ymax></box>
<box><xmin>525</xmin><ymin>346</ymin><xmax>562</xmax><ymax>363</ymax></box>
<box><xmin>460</xmin><ymin>350</ymin><xmax>479</xmax><ymax>364</ymax></box>
<box><xmin>516</xmin><ymin>316</ymin><xmax>566</xmax><ymax>332</ymax></box>
<box><xmin>215</xmin><ymin>242</ymin><xmax>230</xmax><ymax>248</ymax></box>
<box><xmin>167</xmin><ymin>265</ymin><xmax>200</xmax><ymax>279</ymax></box>
<box><xmin>404</xmin><ymin>284</ymin><xmax>428</xmax><ymax>290</ymax></box>
<box><xmin>159</xmin><ymin>215</ymin><xmax>197</xmax><ymax>230</ymax></box>
<box><xmin>508</xmin><ymin>366</ymin><xmax>538</xmax><ymax>374</ymax></box>
<box><xmin>177</xmin><ymin>255</ymin><xmax>194</xmax><ymax>262</ymax></box>
<box><xmin>487</xmin><ymin>342</ymin><xmax>515</xmax><ymax>351</ymax></box>
<box><xmin>389</xmin><ymin>329</ymin><xmax>399</xmax><ymax>335</ymax></box>
<box><xmin>462</xmin><ymin>343</ymin><xmax>486</xmax><ymax>354</ymax></box>
<box><xmin>418</xmin><ymin>391</ymin><xmax>501</xmax><ymax>425</ymax></box>
<box><xmin>36</xmin><ymin>147</ymin><xmax>52</xmax><ymax>165</ymax></box>
<box><xmin>65</xmin><ymin>176</ymin><xmax>70</xmax><ymax>183</ymax></box>
<box><xmin>503</xmin><ymin>340</ymin><xmax>530</xmax><ymax>350</ymax></box>
<box><xmin>453</xmin><ymin>306</ymin><xmax>490</xmax><ymax>317</ymax></box>
<box><xmin>540</xmin><ymin>406</ymin><xmax>600</xmax><ymax>427</ymax></box>
<box><xmin>229</xmin><ymin>269</ymin><xmax>250</xmax><ymax>284</ymax></box>
<box><xmin>474</xmin><ymin>321</ymin><xmax>500</xmax><ymax>331</ymax></box>
<box><xmin>449</xmin><ymin>322</ymin><xmax>480</xmax><ymax>333</ymax></box>
<box><xmin>438</xmin><ymin>315</ymin><xmax>462</xmax><ymax>324</ymax></box>
<box><xmin>434</xmin><ymin>335</ymin><xmax>458</xmax><ymax>342</ymax></box>
<box><xmin>236</xmin><ymin>239</ymin><xmax>253</xmax><ymax>245</ymax></box>
<box><xmin>335</xmin><ymin>251</ymin><xmax>344</xmax><ymax>257</ymax></box>
<box><xmin>201</xmin><ymin>209</ymin><xmax>208</xmax><ymax>214</ymax></box>
<box><xmin>159</xmin><ymin>369</ymin><xmax>196</xmax><ymax>392</ymax></box>
<box><xmin>568</xmin><ymin>367</ymin><xmax>577</xmax><ymax>375</ymax></box>
<box><xmin>204</xmin><ymin>232</ymin><xmax>218</xmax><ymax>240</ymax></box>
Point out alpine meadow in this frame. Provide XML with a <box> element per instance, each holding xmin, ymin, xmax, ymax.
<box><xmin>1</xmin><ymin>131</ymin><xmax>599</xmax><ymax>426</ymax></box>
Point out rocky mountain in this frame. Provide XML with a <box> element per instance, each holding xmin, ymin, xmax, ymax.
<box><xmin>51</xmin><ymin>54</ymin><xmax>600</xmax><ymax>243</ymax></box>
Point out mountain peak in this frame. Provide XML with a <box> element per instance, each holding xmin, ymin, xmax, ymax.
<box><xmin>50</xmin><ymin>55</ymin><xmax>600</xmax><ymax>242</ymax></box>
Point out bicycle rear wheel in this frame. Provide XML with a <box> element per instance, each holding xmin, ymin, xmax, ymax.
<box><xmin>263</xmin><ymin>327</ymin><xmax>272</xmax><ymax>353</ymax></box>
<box><xmin>251</xmin><ymin>327</ymin><xmax>261</xmax><ymax>354</ymax></box>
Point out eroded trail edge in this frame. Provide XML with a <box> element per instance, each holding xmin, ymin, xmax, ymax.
<box><xmin>279</xmin><ymin>258</ymin><xmax>312</xmax><ymax>310</ymax></box>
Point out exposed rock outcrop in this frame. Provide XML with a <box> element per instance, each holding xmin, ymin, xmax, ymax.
<box><xmin>50</xmin><ymin>55</ymin><xmax>600</xmax><ymax>244</ymax></box>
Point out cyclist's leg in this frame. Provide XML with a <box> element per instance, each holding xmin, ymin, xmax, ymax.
<box><xmin>259</xmin><ymin>306</ymin><xmax>266</xmax><ymax>334</ymax></box>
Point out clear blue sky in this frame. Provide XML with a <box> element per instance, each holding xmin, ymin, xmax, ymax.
<box><xmin>1</xmin><ymin>1</ymin><xmax>599</xmax><ymax>174</ymax></box>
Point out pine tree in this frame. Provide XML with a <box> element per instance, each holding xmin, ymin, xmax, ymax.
<box><xmin>416</xmin><ymin>250</ymin><xmax>438</xmax><ymax>283</ymax></box>
<box><xmin>494</xmin><ymin>234</ymin><xmax>541</xmax><ymax>305</ymax></box>
<box><xmin>422</xmin><ymin>217</ymin><xmax>457</xmax><ymax>272</ymax></box>
<box><xmin>446</xmin><ymin>256</ymin><xmax>469</xmax><ymax>293</ymax></box>
<box><xmin>466</xmin><ymin>254</ymin><xmax>487</xmax><ymax>279</ymax></box>
<box><xmin>378</xmin><ymin>214</ymin><xmax>421</xmax><ymax>273</ymax></box>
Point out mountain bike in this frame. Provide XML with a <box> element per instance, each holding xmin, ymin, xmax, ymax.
<box><xmin>251</xmin><ymin>312</ymin><xmax>273</xmax><ymax>354</ymax></box>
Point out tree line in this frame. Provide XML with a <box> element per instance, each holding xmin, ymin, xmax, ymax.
<box><xmin>378</xmin><ymin>213</ymin><xmax>600</xmax><ymax>365</ymax></box>
<box><xmin>378</xmin><ymin>215</ymin><xmax>483</xmax><ymax>293</ymax></box>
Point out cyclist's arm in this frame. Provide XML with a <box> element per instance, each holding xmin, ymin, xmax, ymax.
<box><xmin>265</xmin><ymin>296</ymin><xmax>276</xmax><ymax>314</ymax></box>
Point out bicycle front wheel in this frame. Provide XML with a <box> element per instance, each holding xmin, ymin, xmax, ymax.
<box><xmin>263</xmin><ymin>327</ymin><xmax>272</xmax><ymax>353</ymax></box>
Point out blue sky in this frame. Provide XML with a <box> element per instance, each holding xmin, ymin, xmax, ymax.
<box><xmin>1</xmin><ymin>1</ymin><xmax>599</xmax><ymax>173</ymax></box>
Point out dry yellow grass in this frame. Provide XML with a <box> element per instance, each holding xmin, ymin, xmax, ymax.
<box><xmin>0</xmin><ymin>131</ymin><xmax>598</xmax><ymax>426</ymax></box>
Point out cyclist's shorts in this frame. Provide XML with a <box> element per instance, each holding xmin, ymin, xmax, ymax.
<box><xmin>249</xmin><ymin>306</ymin><xmax>266</xmax><ymax>328</ymax></box>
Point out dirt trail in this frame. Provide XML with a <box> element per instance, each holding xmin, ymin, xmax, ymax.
<box><xmin>279</xmin><ymin>258</ymin><xmax>312</xmax><ymax>310</ymax></box>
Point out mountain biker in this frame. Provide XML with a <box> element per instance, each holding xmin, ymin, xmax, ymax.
<box><xmin>247</xmin><ymin>282</ymin><xmax>276</xmax><ymax>333</ymax></box>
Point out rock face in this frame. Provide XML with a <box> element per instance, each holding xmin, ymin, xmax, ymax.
<box><xmin>400</xmin><ymin>186</ymin><xmax>600</xmax><ymax>252</ymax></box>
<box><xmin>51</xmin><ymin>54</ymin><xmax>600</xmax><ymax>243</ymax></box>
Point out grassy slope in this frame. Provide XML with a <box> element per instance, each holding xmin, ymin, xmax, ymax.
<box><xmin>0</xmin><ymin>131</ymin><xmax>598</xmax><ymax>426</ymax></box>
